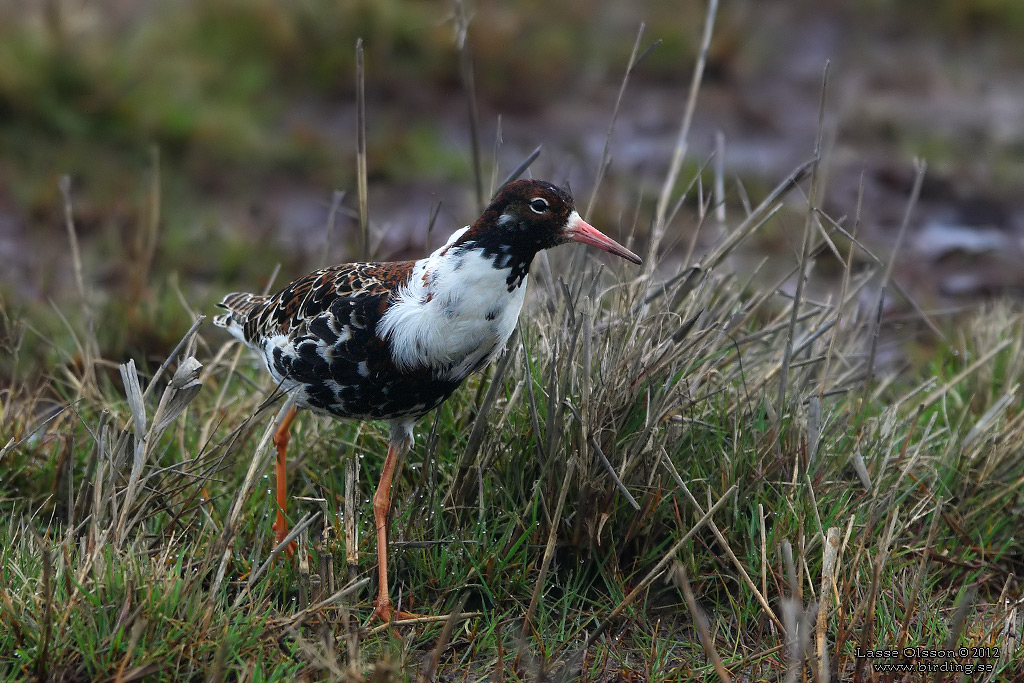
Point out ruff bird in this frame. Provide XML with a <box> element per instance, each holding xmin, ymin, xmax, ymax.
<box><xmin>214</xmin><ymin>179</ymin><xmax>641</xmax><ymax>621</ymax></box>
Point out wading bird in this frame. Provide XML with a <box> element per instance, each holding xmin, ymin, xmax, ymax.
<box><xmin>214</xmin><ymin>179</ymin><xmax>641</xmax><ymax>622</ymax></box>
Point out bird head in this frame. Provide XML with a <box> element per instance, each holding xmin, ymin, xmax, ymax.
<box><xmin>467</xmin><ymin>179</ymin><xmax>643</xmax><ymax>265</ymax></box>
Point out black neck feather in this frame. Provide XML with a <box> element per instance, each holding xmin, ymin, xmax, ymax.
<box><xmin>454</xmin><ymin>234</ymin><xmax>539</xmax><ymax>292</ymax></box>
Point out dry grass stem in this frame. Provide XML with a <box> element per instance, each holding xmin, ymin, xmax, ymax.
<box><xmin>355</xmin><ymin>38</ymin><xmax>369</xmax><ymax>260</ymax></box>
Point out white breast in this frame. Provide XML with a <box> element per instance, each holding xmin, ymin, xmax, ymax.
<box><xmin>377</xmin><ymin>228</ymin><xmax>528</xmax><ymax>381</ymax></box>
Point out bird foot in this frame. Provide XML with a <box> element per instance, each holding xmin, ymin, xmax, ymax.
<box><xmin>372</xmin><ymin>597</ymin><xmax>426</xmax><ymax>625</ymax></box>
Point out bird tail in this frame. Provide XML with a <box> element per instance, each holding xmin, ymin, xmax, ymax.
<box><xmin>213</xmin><ymin>292</ymin><xmax>268</xmax><ymax>343</ymax></box>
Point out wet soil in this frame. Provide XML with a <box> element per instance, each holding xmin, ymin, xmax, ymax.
<box><xmin>3</xmin><ymin>2</ymin><xmax>1024</xmax><ymax>316</ymax></box>
<box><xmin>239</xmin><ymin>3</ymin><xmax>1024</xmax><ymax>310</ymax></box>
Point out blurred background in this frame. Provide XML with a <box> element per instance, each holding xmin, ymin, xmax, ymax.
<box><xmin>2</xmin><ymin>0</ymin><xmax>1024</xmax><ymax>379</ymax></box>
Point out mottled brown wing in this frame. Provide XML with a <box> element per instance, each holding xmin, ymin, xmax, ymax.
<box><xmin>214</xmin><ymin>261</ymin><xmax>415</xmax><ymax>345</ymax></box>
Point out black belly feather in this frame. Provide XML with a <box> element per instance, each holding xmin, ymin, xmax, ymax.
<box><xmin>280</xmin><ymin>293</ymin><xmax>462</xmax><ymax>420</ymax></box>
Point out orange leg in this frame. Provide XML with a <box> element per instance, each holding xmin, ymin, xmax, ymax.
<box><xmin>273</xmin><ymin>405</ymin><xmax>298</xmax><ymax>556</ymax></box>
<box><xmin>372</xmin><ymin>435</ymin><xmax>421</xmax><ymax>623</ymax></box>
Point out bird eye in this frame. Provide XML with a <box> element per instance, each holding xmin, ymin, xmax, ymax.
<box><xmin>529</xmin><ymin>197</ymin><xmax>549</xmax><ymax>214</ymax></box>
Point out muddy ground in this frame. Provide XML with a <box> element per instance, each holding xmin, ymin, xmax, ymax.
<box><xmin>2</xmin><ymin>1</ymin><xmax>1023</xmax><ymax>327</ymax></box>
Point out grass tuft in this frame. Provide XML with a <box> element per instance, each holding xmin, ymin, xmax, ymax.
<box><xmin>7</xmin><ymin>151</ymin><xmax>1022</xmax><ymax>677</ymax></box>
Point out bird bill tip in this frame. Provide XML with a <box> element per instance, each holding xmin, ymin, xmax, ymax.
<box><xmin>564</xmin><ymin>212</ymin><xmax>643</xmax><ymax>265</ymax></box>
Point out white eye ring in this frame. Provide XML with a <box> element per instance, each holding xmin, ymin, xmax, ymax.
<box><xmin>529</xmin><ymin>197</ymin><xmax>549</xmax><ymax>214</ymax></box>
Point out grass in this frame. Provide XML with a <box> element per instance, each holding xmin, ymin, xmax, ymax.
<box><xmin>3</xmin><ymin>164</ymin><xmax>1023</xmax><ymax>679</ymax></box>
<box><xmin>3</xmin><ymin>3</ymin><xmax>1024</xmax><ymax>682</ymax></box>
